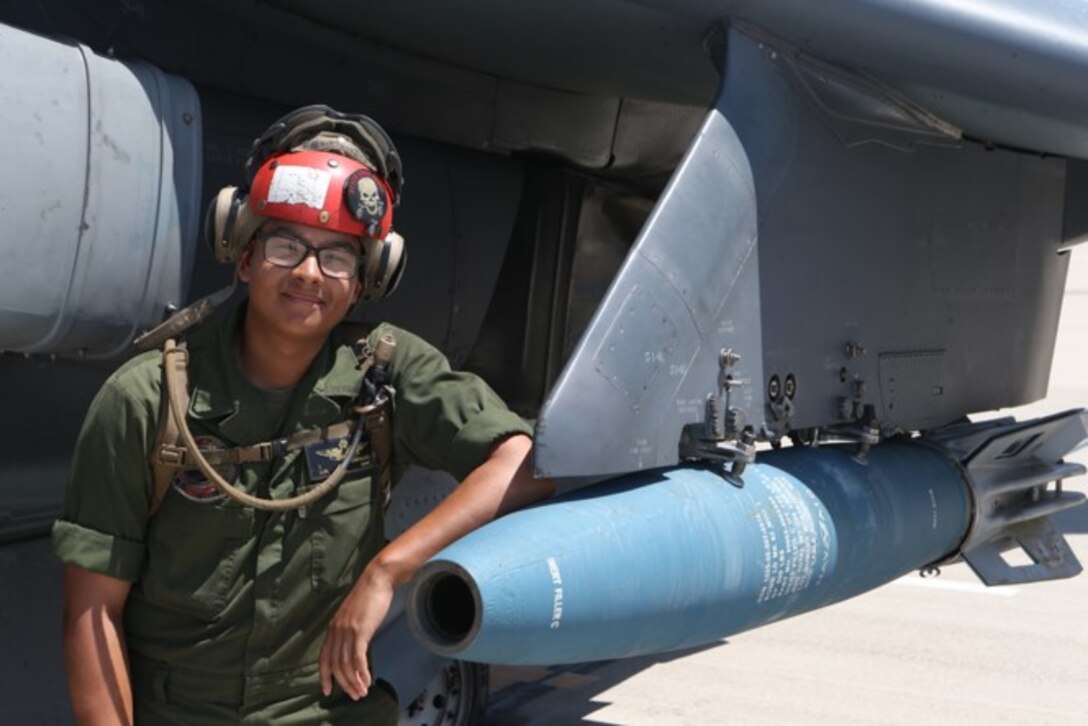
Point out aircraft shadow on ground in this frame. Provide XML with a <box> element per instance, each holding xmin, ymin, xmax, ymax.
<box><xmin>484</xmin><ymin>641</ymin><xmax>725</xmax><ymax>725</ymax></box>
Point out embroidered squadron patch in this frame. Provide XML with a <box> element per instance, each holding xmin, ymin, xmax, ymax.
<box><xmin>304</xmin><ymin>434</ymin><xmax>372</xmax><ymax>482</ymax></box>
<box><xmin>171</xmin><ymin>435</ymin><xmax>237</xmax><ymax>503</ymax></box>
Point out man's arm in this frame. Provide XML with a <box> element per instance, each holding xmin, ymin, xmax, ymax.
<box><xmin>319</xmin><ymin>433</ymin><xmax>553</xmax><ymax>700</ymax></box>
<box><xmin>62</xmin><ymin>565</ymin><xmax>134</xmax><ymax>726</ymax></box>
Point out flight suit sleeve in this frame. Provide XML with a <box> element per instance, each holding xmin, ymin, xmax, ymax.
<box><xmin>51</xmin><ymin>358</ymin><xmax>158</xmax><ymax>581</ymax></box>
<box><xmin>379</xmin><ymin>325</ymin><xmax>533</xmax><ymax>482</ymax></box>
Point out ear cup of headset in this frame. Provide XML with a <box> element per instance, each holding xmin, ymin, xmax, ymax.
<box><xmin>205</xmin><ymin>186</ymin><xmax>264</xmax><ymax>264</ymax></box>
<box><xmin>205</xmin><ymin>186</ymin><xmax>242</xmax><ymax>263</ymax></box>
<box><xmin>360</xmin><ymin>231</ymin><xmax>407</xmax><ymax>303</ymax></box>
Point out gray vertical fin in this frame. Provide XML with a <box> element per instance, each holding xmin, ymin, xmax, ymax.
<box><xmin>534</xmin><ymin>77</ymin><xmax>762</xmax><ymax>477</ymax></box>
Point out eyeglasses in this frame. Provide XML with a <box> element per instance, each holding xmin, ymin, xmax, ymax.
<box><xmin>258</xmin><ymin>230</ymin><xmax>361</xmax><ymax>279</ymax></box>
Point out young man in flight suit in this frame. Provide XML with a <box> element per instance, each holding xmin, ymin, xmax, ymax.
<box><xmin>52</xmin><ymin>107</ymin><xmax>554</xmax><ymax>724</ymax></box>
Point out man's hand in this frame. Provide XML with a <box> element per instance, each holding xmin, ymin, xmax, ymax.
<box><xmin>318</xmin><ymin>434</ymin><xmax>554</xmax><ymax>700</ymax></box>
<box><xmin>318</xmin><ymin>564</ymin><xmax>395</xmax><ymax>700</ymax></box>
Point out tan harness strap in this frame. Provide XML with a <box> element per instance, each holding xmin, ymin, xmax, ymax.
<box><xmin>355</xmin><ymin>332</ymin><xmax>397</xmax><ymax>512</ymax></box>
<box><xmin>148</xmin><ymin>330</ymin><xmax>396</xmax><ymax>516</ymax></box>
<box><xmin>359</xmin><ymin>401</ymin><xmax>393</xmax><ymax>511</ymax></box>
<box><xmin>156</xmin><ymin>421</ymin><xmax>356</xmax><ymax>469</ymax></box>
<box><xmin>158</xmin><ymin>338</ymin><xmax>373</xmax><ymax>512</ymax></box>
<box><xmin>149</xmin><ymin>343</ymin><xmax>190</xmax><ymax>516</ymax></box>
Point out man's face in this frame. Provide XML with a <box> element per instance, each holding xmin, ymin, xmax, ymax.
<box><xmin>237</xmin><ymin>221</ymin><xmax>363</xmax><ymax>344</ymax></box>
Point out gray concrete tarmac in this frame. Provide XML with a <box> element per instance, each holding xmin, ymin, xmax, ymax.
<box><xmin>486</xmin><ymin>251</ymin><xmax>1088</xmax><ymax>726</ymax></box>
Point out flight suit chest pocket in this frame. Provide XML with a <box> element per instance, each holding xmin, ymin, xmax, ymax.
<box><xmin>306</xmin><ymin>476</ymin><xmax>379</xmax><ymax>592</ymax></box>
<box><xmin>141</xmin><ymin>495</ymin><xmax>255</xmax><ymax>619</ymax></box>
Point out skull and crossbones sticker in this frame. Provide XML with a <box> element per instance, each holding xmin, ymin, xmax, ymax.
<box><xmin>346</xmin><ymin>169</ymin><xmax>388</xmax><ymax>238</ymax></box>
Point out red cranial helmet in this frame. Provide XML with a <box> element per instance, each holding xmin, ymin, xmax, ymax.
<box><xmin>247</xmin><ymin>149</ymin><xmax>396</xmax><ymax>241</ymax></box>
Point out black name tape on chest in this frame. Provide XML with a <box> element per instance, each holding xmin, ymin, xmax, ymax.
<box><xmin>303</xmin><ymin>434</ymin><xmax>373</xmax><ymax>482</ymax></box>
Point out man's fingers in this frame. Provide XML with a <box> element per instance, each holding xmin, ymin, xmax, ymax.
<box><xmin>354</xmin><ymin>643</ymin><xmax>372</xmax><ymax>697</ymax></box>
<box><xmin>333</xmin><ymin>636</ymin><xmax>367</xmax><ymax>700</ymax></box>
<box><xmin>335</xmin><ymin>667</ymin><xmax>365</xmax><ymax>700</ymax></box>
<box><xmin>318</xmin><ymin>637</ymin><xmax>333</xmax><ymax>696</ymax></box>
<box><xmin>321</xmin><ymin>627</ymin><xmax>360</xmax><ymax>700</ymax></box>
<box><xmin>333</xmin><ymin>638</ymin><xmax>353</xmax><ymax>698</ymax></box>
<box><xmin>321</xmin><ymin>614</ymin><xmax>376</xmax><ymax>701</ymax></box>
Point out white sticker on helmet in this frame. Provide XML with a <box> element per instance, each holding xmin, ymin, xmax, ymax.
<box><xmin>267</xmin><ymin>166</ymin><xmax>330</xmax><ymax>209</ymax></box>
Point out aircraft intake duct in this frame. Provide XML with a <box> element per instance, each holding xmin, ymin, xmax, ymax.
<box><xmin>407</xmin><ymin>414</ymin><xmax>1086</xmax><ymax>665</ymax></box>
<box><xmin>0</xmin><ymin>23</ymin><xmax>201</xmax><ymax>358</ymax></box>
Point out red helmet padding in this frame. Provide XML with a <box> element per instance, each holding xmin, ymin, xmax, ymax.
<box><xmin>248</xmin><ymin>150</ymin><xmax>395</xmax><ymax>240</ymax></box>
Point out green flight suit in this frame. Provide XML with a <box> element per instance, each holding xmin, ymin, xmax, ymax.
<box><xmin>52</xmin><ymin>301</ymin><xmax>532</xmax><ymax>724</ymax></box>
